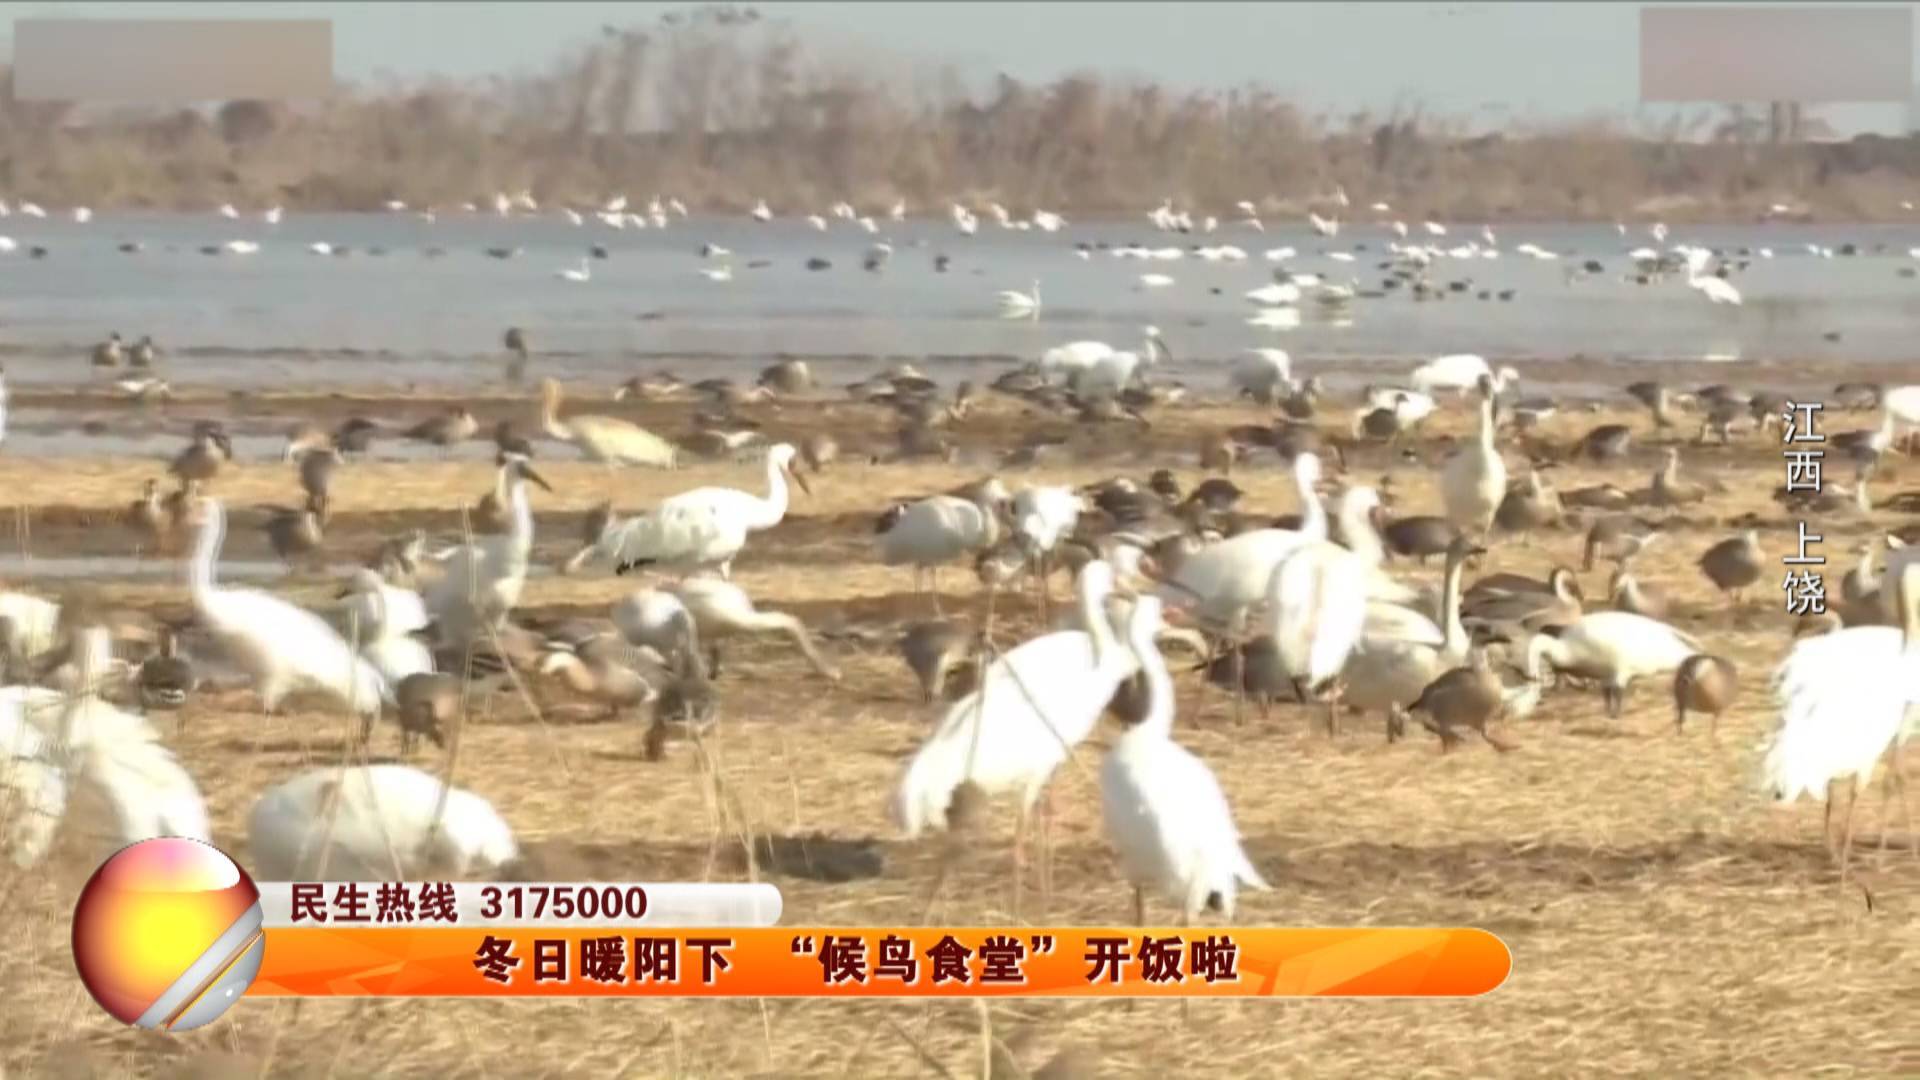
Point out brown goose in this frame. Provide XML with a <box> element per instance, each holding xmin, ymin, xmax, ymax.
<box><xmin>1406</xmin><ymin>648</ymin><xmax>1518</xmax><ymax>753</ymax></box>
<box><xmin>898</xmin><ymin>620</ymin><xmax>978</xmax><ymax>704</ymax></box>
<box><xmin>1697</xmin><ymin>529</ymin><xmax>1764</xmax><ymax>606</ymax></box>
<box><xmin>1648</xmin><ymin>448</ymin><xmax>1708</xmax><ymax>507</ymax></box>
<box><xmin>1494</xmin><ymin>467</ymin><xmax>1562</xmax><ymax>536</ymax></box>
<box><xmin>1608</xmin><ymin>566</ymin><xmax>1669</xmax><ymax>620</ymax></box>
<box><xmin>1672</xmin><ymin>654</ymin><xmax>1736</xmax><ymax>735</ymax></box>
<box><xmin>263</xmin><ymin>495</ymin><xmax>328</xmax><ymax>567</ymax></box>
<box><xmin>406</xmin><ymin>407</ymin><xmax>478</xmax><ymax>448</ymax></box>
<box><xmin>1381</xmin><ymin>515</ymin><xmax>1462</xmax><ymax>564</ymax></box>
<box><xmin>1583</xmin><ymin>515</ymin><xmax>1661</xmax><ymax>571</ymax></box>
<box><xmin>125</xmin><ymin>478</ymin><xmax>168</xmax><ymax>556</ymax></box>
<box><xmin>392</xmin><ymin>672</ymin><xmax>461</xmax><ymax>753</ymax></box>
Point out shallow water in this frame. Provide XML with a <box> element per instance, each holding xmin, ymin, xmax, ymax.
<box><xmin>3</xmin><ymin>214</ymin><xmax>1920</xmax><ymax>394</ymax></box>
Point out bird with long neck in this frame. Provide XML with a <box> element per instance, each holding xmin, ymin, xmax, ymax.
<box><xmin>187</xmin><ymin>497</ymin><xmax>389</xmax><ymax>717</ymax></box>
<box><xmin>894</xmin><ymin>560</ymin><xmax>1134</xmax><ymax>914</ymax></box>
<box><xmin>424</xmin><ymin>455</ymin><xmax>551</xmax><ymax>647</ymax></box>
<box><xmin>1100</xmin><ymin>594</ymin><xmax>1269</xmax><ymax>925</ymax></box>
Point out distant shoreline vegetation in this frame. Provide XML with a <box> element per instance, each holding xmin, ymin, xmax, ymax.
<box><xmin>4</xmin><ymin>4</ymin><xmax>1919</xmax><ymax>223</ymax></box>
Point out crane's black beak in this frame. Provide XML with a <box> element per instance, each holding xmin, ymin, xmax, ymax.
<box><xmin>788</xmin><ymin>463</ymin><xmax>812</xmax><ymax>496</ymax></box>
<box><xmin>522</xmin><ymin>464</ymin><xmax>554</xmax><ymax>492</ymax></box>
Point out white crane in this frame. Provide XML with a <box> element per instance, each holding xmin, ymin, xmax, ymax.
<box><xmin>1441</xmin><ymin>377</ymin><xmax>1507</xmax><ymax>533</ymax></box>
<box><xmin>262</xmin><ymin>205</ymin><xmax>283</xmax><ymax>225</ymax></box>
<box><xmin>422</xmin><ymin>455</ymin><xmax>550</xmax><ymax>647</ymax></box>
<box><xmin>4</xmin><ymin>629</ymin><xmax>211</xmax><ymax>866</ymax></box>
<box><xmin>248</xmin><ymin>765</ymin><xmax>521</xmax><ymax>880</ymax></box>
<box><xmin>1409</xmin><ymin>354</ymin><xmax>1519</xmax><ymax>397</ymax></box>
<box><xmin>187</xmin><ymin>498</ymin><xmax>388</xmax><ymax>716</ymax></box>
<box><xmin>895</xmin><ymin>561</ymin><xmax>1134</xmax><ymax>908</ymax></box>
<box><xmin>1268</xmin><ymin>537</ymin><xmax>1370</xmax><ymax>723</ymax></box>
<box><xmin>1101</xmin><ymin>594</ymin><xmax>1269</xmax><ymax>923</ymax></box>
<box><xmin>997</xmin><ymin>279</ymin><xmax>1041</xmax><ymax>320</ymax></box>
<box><xmin>0</xmin><ymin>586</ymin><xmax>61</xmax><ymax>674</ymax></box>
<box><xmin>556</xmin><ymin>258</ymin><xmax>591</xmax><ymax>283</ymax></box>
<box><xmin>1761</xmin><ymin>561</ymin><xmax>1920</xmax><ymax>876</ymax></box>
<box><xmin>749</xmin><ymin>199</ymin><xmax>773</xmax><ymax>222</ymax></box>
<box><xmin>593</xmin><ymin>443</ymin><xmax>808</xmax><ymax>580</ymax></box>
<box><xmin>218</xmin><ymin>202</ymin><xmax>239</xmax><ymax>219</ymax></box>
<box><xmin>615</xmin><ymin>578</ymin><xmax>840</xmax><ymax>681</ymax></box>
<box><xmin>876</xmin><ymin>481</ymin><xmax>1010</xmax><ymax>610</ymax></box>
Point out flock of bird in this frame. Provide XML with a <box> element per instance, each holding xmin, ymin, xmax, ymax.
<box><xmin>4</xmin><ymin>290</ymin><xmax>1920</xmax><ymax>919</ymax></box>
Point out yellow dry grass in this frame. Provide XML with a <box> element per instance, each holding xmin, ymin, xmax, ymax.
<box><xmin>1</xmin><ymin>396</ymin><xmax>1917</xmax><ymax>1079</ymax></box>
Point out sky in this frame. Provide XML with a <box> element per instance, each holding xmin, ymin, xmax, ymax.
<box><xmin>3</xmin><ymin>1</ymin><xmax>1917</xmax><ymax>134</ymax></box>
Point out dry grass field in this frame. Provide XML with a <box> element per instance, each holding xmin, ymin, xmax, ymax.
<box><xmin>1</xmin><ymin>389</ymin><xmax>1916</xmax><ymax>1079</ymax></box>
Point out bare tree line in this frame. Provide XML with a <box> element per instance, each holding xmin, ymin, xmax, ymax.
<box><xmin>3</xmin><ymin>4</ymin><xmax>1919</xmax><ymax>220</ymax></box>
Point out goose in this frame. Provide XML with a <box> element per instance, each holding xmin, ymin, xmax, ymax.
<box><xmin>247</xmin><ymin>765</ymin><xmax>521</xmax><ymax>880</ymax></box>
<box><xmin>1698</xmin><ymin>529</ymin><xmax>1764</xmax><ymax>606</ymax></box>
<box><xmin>1100</xmin><ymin>594</ymin><xmax>1269</xmax><ymax>923</ymax></box>
<box><xmin>1760</xmin><ymin>561</ymin><xmax>1920</xmax><ymax>878</ymax></box>
<box><xmin>894</xmin><ymin>561</ymin><xmax>1134</xmax><ymax>907</ymax></box>
<box><xmin>1340</xmin><ymin>536</ymin><xmax>1480</xmax><ymax>738</ymax></box>
<box><xmin>898</xmin><ymin>620</ymin><xmax>978</xmax><ymax>703</ymax></box>
<box><xmin>185</xmin><ymin>498</ymin><xmax>388</xmax><ymax>717</ymax></box>
<box><xmin>1649</xmin><ymin>448</ymin><xmax>1709</xmax><ymax>507</ymax></box>
<box><xmin>405</xmin><ymin>407</ymin><xmax>478</xmax><ymax>449</ymax></box>
<box><xmin>92</xmin><ymin>332</ymin><xmax>125</xmax><ymax>368</ymax></box>
<box><xmin>614</xmin><ymin>578</ymin><xmax>840</xmax><ymax>682</ymax></box>
<box><xmin>1673</xmin><ymin>655</ymin><xmax>1737</xmax><ymax>735</ymax></box>
<box><xmin>169</xmin><ymin>428</ymin><xmax>229</xmax><ymax>485</ymax></box>
<box><xmin>392</xmin><ymin>672</ymin><xmax>459</xmax><ymax>753</ymax></box>
<box><xmin>1462</xmin><ymin>566</ymin><xmax>1583</xmax><ymax>632</ymax></box>
<box><xmin>1524</xmin><ymin>611</ymin><xmax>1701</xmax><ymax>717</ymax></box>
<box><xmin>875</xmin><ymin>481</ymin><xmax>1010</xmax><ymax>611</ymax></box>
<box><xmin>137</xmin><ymin>626</ymin><xmax>197</xmax><ymax>713</ymax></box>
<box><xmin>421</xmin><ymin>454</ymin><xmax>550</xmax><ymax>647</ymax></box>
<box><xmin>129</xmin><ymin>335</ymin><xmax>157</xmax><ymax>369</ymax></box>
<box><xmin>262</xmin><ymin>496</ymin><xmax>328</xmax><ymax>568</ymax></box>
<box><xmin>1608</xmin><ymin>566</ymin><xmax>1669</xmax><ymax>620</ymax></box>
<box><xmin>1494</xmin><ymin>468</ymin><xmax>1563</xmax><ymax>535</ymax></box>
<box><xmin>540</xmin><ymin>378</ymin><xmax>677</xmax><ymax>467</ymax></box>
<box><xmin>1584</xmin><ymin>515</ymin><xmax>1661</xmax><ymax>570</ymax></box>
<box><xmin>1406</xmin><ymin>646</ymin><xmax>1520</xmax><ymax>752</ymax></box>
<box><xmin>538</xmin><ymin>648</ymin><xmax>656</xmax><ymax>719</ymax></box>
<box><xmin>1440</xmin><ymin>375</ymin><xmax>1506</xmax><ymax>533</ymax></box>
<box><xmin>125</xmin><ymin>479</ymin><xmax>169</xmax><ymax>556</ymax></box>
<box><xmin>593</xmin><ymin>443</ymin><xmax>808</xmax><ymax>580</ymax></box>
<box><xmin>1381</xmin><ymin>515</ymin><xmax>1463</xmax><ymax>565</ymax></box>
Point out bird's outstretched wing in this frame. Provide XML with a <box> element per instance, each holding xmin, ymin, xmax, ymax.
<box><xmin>603</xmin><ymin>503</ymin><xmax>745</xmax><ymax>572</ymax></box>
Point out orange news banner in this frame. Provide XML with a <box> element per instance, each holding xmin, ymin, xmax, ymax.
<box><xmin>249</xmin><ymin>927</ymin><xmax>1509</xmax><ymax>998</ymax></box>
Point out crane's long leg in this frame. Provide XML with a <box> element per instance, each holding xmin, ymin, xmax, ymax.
<box><xmin>1877</xmin><ymin>741</ymin><xmax>1916</xmax><ymax>858</ymax></box>
<box><xmin>1038</xmin><ymin>786</ymin><xmax>1054</xmax><ymax>918</ymax></box>
<box><xmin>1837</xmin><ymin>776</ymin><xmax>1861</xmax><ymax>886</ymax></box>
<box><xmin>1011</xmin><ymin>803</ymin><xmax>1027</xmax><ymax>922</ymax></box>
